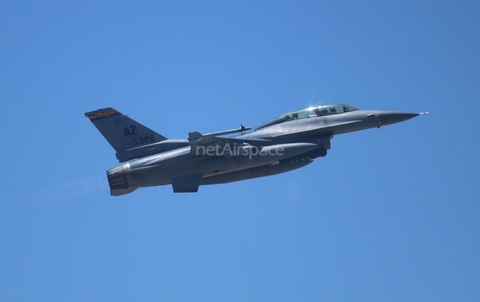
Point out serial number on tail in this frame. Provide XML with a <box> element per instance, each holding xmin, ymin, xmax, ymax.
<box><xmin>132</xmin><ymin>135</ymin><xmax>155</xmax><ymax>146</ymax></box>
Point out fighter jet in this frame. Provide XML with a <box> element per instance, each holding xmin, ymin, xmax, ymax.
<box><xmin>85</xmin><ymin>104</ymin><xmax>426</xmax><ymax>195</ymax></box>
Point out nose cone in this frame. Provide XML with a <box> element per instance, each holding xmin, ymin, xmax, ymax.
<box><xmin>379</xmin><ymin>111</ymin><xmax>419</xmax><ymax>126</ymax></box>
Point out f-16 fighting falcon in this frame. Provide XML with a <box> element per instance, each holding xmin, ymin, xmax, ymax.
<box><xmin>85</xmin><ymin>104</ymin><xmax>427</xmax><ymax>195</ymax></box>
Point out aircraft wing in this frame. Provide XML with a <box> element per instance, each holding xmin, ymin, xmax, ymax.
<box><xmin>188</xmin><ymin>126</ymin><xmax>270</xmax><ymax>156</ymax></box>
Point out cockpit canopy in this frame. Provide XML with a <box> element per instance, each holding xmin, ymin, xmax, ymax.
<box><xmin>257</xmin><ymin>103</ymin><xmax>359</xmax><ymax>129</ymax></box>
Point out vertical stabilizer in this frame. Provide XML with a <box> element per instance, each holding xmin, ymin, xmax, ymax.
<box><xmin>85</xmin><ymin>107</ymin><xmax>167</xmax><ymax>156</ymax></box>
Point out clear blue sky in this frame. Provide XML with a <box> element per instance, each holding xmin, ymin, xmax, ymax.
<box><xmin>1</xmin><ymin>1</ymin><xmax>479</xmax><ymax>301</ymax></box>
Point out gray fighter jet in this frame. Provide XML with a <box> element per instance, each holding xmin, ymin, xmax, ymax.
<box><xmin>85</xmin><ymin>104</ymin><xmax>426</xmax><ymax>195</ymax></box>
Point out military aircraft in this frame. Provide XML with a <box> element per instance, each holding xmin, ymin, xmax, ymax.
<box><xmin>85</xmin><ymin>104</ymin><xmax>426</xmax><ymax>195</ymax></box>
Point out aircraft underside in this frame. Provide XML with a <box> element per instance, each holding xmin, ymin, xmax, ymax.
<box><xmin>107</xmin><ymin>145</ymin><xmax>328</xmax><ymax>195</ymax></box>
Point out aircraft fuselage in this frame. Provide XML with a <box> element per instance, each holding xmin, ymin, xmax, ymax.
<box><xmin>85</xmin><ymin>104</ymin><xmax>422</xmax><ymax>195</ymax></box>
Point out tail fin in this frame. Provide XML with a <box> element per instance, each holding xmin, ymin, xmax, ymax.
<box><xmin>85</xmin><ymin>108</ymin><xmax>167</xmax><ymax>159</ymax></box>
